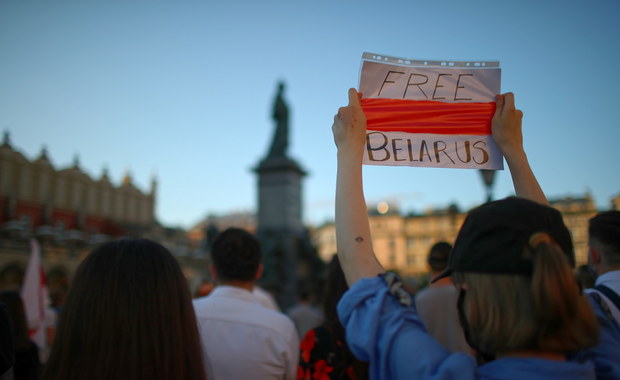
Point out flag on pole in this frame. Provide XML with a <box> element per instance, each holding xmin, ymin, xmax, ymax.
<box><xmin>359</xmin><ymin>52</ymin><xmax>503</xmax><ymax>169</ymax></box>
<box><xmin>20</xmin><ymin>239</ymin><xmax>47</xmax><ymax>351</ymax></box>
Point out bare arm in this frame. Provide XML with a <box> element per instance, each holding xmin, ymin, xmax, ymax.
<box><xmin>492</xmin><ymin>92</ymin><xmax>548</xmax><ymax>205</ymax></box>
<box><xmin>333</xmin><ymin>88</ymin><xmax>385</xmax><ymax>286</ymax></box>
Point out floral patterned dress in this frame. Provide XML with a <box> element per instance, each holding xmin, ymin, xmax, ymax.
<box><xmin>297</xmin><ymin>324</ymin><xmax>368</xmax><ymax>380</ymax></box>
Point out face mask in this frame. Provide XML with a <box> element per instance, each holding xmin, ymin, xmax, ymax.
<box><xmin>457</xmin><ymin>287</ymin><xmax>496</xmax><ymax>364</ymax></box>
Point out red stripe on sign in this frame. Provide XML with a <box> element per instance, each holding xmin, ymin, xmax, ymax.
<box><xmin>361</xmin><ymin>98</ymin><xmax>496</xmax><ymax>135</ymax></box>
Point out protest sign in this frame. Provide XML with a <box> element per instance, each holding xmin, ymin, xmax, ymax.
<box><xmin>359</xmin><ymin>52</ymin><xmax>503</xmax><ymax>169</ymax></box>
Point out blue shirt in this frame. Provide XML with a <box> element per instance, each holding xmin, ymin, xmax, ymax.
<box><xmin>338</xmin><ymin>275</ymin><xmax>596</xmax><ymax>380</ymax></box>
<box><xmin>571</xmin><ymin>292</ymin><xmax>620</xmax><ymax>380</ymax></box>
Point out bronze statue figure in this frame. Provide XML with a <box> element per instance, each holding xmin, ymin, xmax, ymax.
<box><xmin>267</xmin><ymin>81</ymin><xmax>289</xmax><ymax>158</ymax></box>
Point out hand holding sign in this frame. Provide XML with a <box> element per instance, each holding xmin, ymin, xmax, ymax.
<box><xmin>491</xmin><ymin>92</ymin><xmax>524</xmax><ymax>160</ymax></box>
<box><xmin>332</xmin><ymin>88</ymin><xmax>367</xmax><ymax>159</ymax></box>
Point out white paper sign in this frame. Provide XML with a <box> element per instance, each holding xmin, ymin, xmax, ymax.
<box><xmin>359</xmin><ymin>52</ymin><xmax>503</xmax><ymax>170</ymax></box>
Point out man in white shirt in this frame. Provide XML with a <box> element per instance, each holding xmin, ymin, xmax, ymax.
<box><xmin>587</xmin><ymin>211</ymin><xmax>620</xmax><ymax>322</ymax></box>
<box><xmin>253</xmin><ymin>285</ymin><xmax>281</xmax><ymax>312</ymax></box>
<box><xmin>193</xmin><ymin>228</ymin><xmax>299</xmax><ymax>380</ymax></box>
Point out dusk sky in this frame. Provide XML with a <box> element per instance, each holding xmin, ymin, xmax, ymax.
<box><xmin>2</xmin><ymin>1</ymin><xmax>619</xmax><ymax>229</ymax></box>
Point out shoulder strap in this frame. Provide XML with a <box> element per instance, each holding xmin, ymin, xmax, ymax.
<box><xmin>595</xmin><ymin>284</ymin><xmax>620</xmax><ymax>311</ymax></box>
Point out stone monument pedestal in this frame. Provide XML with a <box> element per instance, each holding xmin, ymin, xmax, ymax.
<box><xmin>255</xmin><ymin>157</ymin><xmax>306</xmax><ymax>234</ymax></box>
<box><xmin>254</xmin><ymin>156</ymin><xmax>307</xmax><ymax>309</ymax></box>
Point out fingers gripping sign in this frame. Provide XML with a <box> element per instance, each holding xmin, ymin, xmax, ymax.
<box><xmin>491</xmin><ymin>92</ymin><xmax>524</xmax><ymax>157</ymax></box>
<box><xmin>332</xmin><ymin>88</ymin><xmax>367</xmax><ymax>156</ymax></box>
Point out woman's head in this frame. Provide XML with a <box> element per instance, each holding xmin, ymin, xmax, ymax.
<box><xmin>43</xmin><ymin>238</ymin><xmax>206</xmax><ymax>380</ymax></box>
<box><xmin>454</xmin><ymin>240</ymin><xmax>598</xmax><ymax>356</ymax></box>
<box><xmin>443</xmin><ymin>197</ymin><xmax>598</xmax><ymax>356</ymax></box>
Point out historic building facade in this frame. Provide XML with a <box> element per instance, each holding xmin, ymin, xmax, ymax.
<box><xmin>0</xmin><ymin>132</ymin><xmax>205</xmax><ymax>292</ymax></box>
<box><xmin>0</xmin><ymin>132</ymin><xmax>157</xmax><ymax>238</ymax></box>
<box><xmin>313</xmin><ymin>193</ymin><xmax>611</xmax><ymax>277</ymax></box>
<box><xmin>612</xmin><ymin>194</ymin><xmax>620</xmax><ymax>211</ymax></box>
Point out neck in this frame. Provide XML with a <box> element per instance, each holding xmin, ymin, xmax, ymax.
<box><xmin>602</xmin><ymin>266</ymin><xmax>620</xmax><ymax>274</ymax></box>
<box><xmin>499</xmin><ymin>350</ymin><xmax>565</xmax><ymax>361</ymax></box>
<box><xmin>220</xmin><ymin>280</ymin><xmax>254</xmax><ymax>292</ymax></box>
<box><xmin>431</xmin><ymin>273</ymin><xmax>453</xmax><ymax>287</ymax></box>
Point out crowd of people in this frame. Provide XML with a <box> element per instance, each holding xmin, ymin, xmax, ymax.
<box><xmin>0</xmin><ymin>89</ymin><xmax>619</xmax><ymax>380</ymax></box>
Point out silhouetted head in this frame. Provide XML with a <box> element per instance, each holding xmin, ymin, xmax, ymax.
<box><xmin>589</xmin><ymin>210</ymin><xmax>620</xmax><ymax>267</ymax></box>
<box><xmin>210</xmin><ymin>228</ymin><xmax>261</xmax><ymax>282</ymax></box>
<box><xmin>427</xmin><ymin>241</ymin><xmax>452</xmax><ymax>273</ymax></box>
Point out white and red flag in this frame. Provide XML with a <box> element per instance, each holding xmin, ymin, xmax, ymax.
<box><xmin>359</xmin><ymin>52</ymin><xmax>502</xmax><ymax>169</ymax></box>
<box><xmin>20</xmin><ymin>239</ymin><xmax>48</xmax><ymax>350</ymax></box>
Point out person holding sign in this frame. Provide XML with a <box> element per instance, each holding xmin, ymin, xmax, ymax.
<box><xmin>332</xmin><ymin>88</ymin><xmax>611</xmax><ymax>379</ymax></box>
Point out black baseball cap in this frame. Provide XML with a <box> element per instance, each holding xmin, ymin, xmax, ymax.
<box><xmin>432</xmin><ymin>197</ymin><xmax>574</xmax><ymax>282</ymax></box>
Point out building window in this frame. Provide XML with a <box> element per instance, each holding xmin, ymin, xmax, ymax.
<box><xmin>406</xmin><ymin>254</ymin><xmax>416</xmax><ymax>266</ymax></box>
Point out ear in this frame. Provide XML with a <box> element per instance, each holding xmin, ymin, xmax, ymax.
<box><xmin>588</xmin><ymin>246</ymin><xmax>601</xmax><ymax>266</ymax></box>
<box><xmin>255</xmin><ymin>263</ymin><xmax>264</xmax><ymax>281</ymax></box>
<box><xmin>209</xmin><ymin>264</ymin><xmax>218</xmax><ymax>281</ymax></box>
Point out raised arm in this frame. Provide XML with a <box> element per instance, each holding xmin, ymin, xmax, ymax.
<box><xmin>492</xmin><ymin>92</ymin><xmax>548</xmax><ymax>205</ymax></box>
<box><xmin>333</xmin><ymin>88</ymin><xmax>384</xmax><ymax>286</ymax></box>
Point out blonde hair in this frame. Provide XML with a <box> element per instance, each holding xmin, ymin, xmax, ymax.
<box><xmin>457</xmin><ymin>236</ymin><xmax>599</xmax><ymax>355</ymax></box>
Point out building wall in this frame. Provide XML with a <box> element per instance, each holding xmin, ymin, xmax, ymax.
<box><xmin>549</xmin><ymin>195</ymin><xmax>598</xmax><ymax>266</ymax></box>
<box><xmin>0</xmin><ymin>135</ymin><xmax>192</xmax><ymax>292</ymax></box>
<box><xmin>313</xmin><ymin>194</ymin><xmax>609</xmax><ymax>276</ymax></box>
<box><xmin>0</xmin><ymin>138</ymin><xmax>156</xmax><ymax>236</ymax></box>
<box><xmin>612</xmin><ymin>194</ymin><xmax>620</xmax><ymax>211</ymax></box>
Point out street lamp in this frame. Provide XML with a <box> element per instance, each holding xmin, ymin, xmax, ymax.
<box><xmin>479</xmin><ymin>169</ymin><xmax>496</xmax><ymax>203</ymax></box>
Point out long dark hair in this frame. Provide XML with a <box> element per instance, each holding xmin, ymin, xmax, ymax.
<box><xmin>323</xmin><ymin>255</ymin><xmax>368</xmax><ymax>379</ymax></box>
<box><xmin>42</xmin><ymin>238</ymin><xmax>206</xmax><ymax>380</ymax></box>
<box><xmin>0</xmin><ymin>290</ymin><xmax>31</xmax><ymax>352</ymax></box>
<box><xmin>323</xmin><ymin>255</ymin><xmax>350</xmax><ymax>327</ymax></box>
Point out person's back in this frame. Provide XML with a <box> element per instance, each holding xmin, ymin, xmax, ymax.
<box><xmin>339</xmin><ymin>197</ymin><xmax>600</xmax><ymax>380</ymax></box>
<box><xmin>415</xmin><ymin>242</ymin><xmax>470</xmax><ymax>353</ymax></box>
<box><xmin>253</xmin><ymin>285</ymin><xmax>281</xmax><ymax>311</ymax></box>
<box><xmin>586</xmin><ymin>211</ymin><xmax>620</xmax><ymax>321</ymax></box>
<box><xmin>573</xmin><ymin>210</ymin><xmax>620</xmax><ymax>380</ymax></box>
<box><xmin>287</xmin><ymin>291</ymin><xmax>323</xmax><ymax>339</ymax></box>
<box><xmin>194</xmin><ymin>288</ymin><xmax>297</xmax><ymax>379</ymax></box>
<box><xmin>193</xmin><ymin>228</ymin><xmax>298</xmax><ymax>380</ymax></box>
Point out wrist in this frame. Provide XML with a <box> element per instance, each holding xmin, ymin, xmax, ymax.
<box><xmin>501</xmin><ymin>146</ymin><xmax>527</xmax><ymax>162</ymax></box>
<box><xmin>337</xmin><ymin>145</ymin><xmax>364</xmax><ymax>162</ymax></box>
<box><xmin>504</xmin><ymin>150</ymin><xmax>529</xmax><ymax>170</ymax></box>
